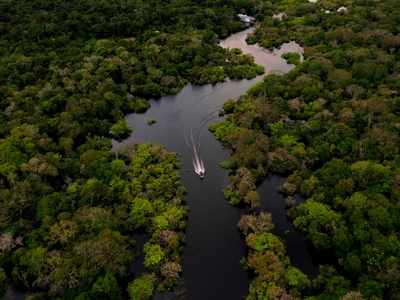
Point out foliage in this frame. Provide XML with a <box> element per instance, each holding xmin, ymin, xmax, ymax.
<box><xmin>210</xmin><ymin>0</ymin><xmax>400</xmax><ymax>298</ymax></box>
<box><xmin>144</xmin><ymin>243</ymin><xmax>165</xmax><ymax>269</ymax></box>
<box><xmin>239</xmin><ymin>212</ymin><xmax>308</xmax><ymax>300</ymax></box>
<box><xmin>127</xmin><ymin>274</ymin><xmax>155</xmax><ymax>300</ymax></box>
<box><xmin>282</xmin><ymin>52</ymin><xmax>301</xmax><ymax>65</ymax></box>
<box><xmin>91</xmin><ymin>273</ymin><xmax>122</xmax><ymax>300</ymax></box>
<box><xmin>130</xmin><ymin>197</ymin><xmax>154</xmax><ymax>229</ymax></box>
<box><xmin>0</xmin><ymin>141</ymin><xmax>185</xmax><ymax>297</ymax></box>
<box><xmin>110</xmin><ymin>120</ymin><xmax>132</xmax><ymax>140</ymax></box>
<box><xmin>224</xmin><ymin>168</ymin><xmax>260</xmax><ymax>207</ymax></box>
<box><xmin>209</xmin><ymin>119</ymin><xmax>238</xmax><ymax>145</ymax></box>
<box><xmin>2</xmin><ymin>0</ymin><xmax>400</xmax><ymax>298</ymax></box>
<box><xmin>285</xmin><ymin>266</ymin><xmax>310</xmax><ymax>290</ymax></box>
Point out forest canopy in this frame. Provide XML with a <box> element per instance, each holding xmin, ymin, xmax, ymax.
<box><xmin>1</xmin><ymin>0</ymin><xmax>400</xmax><ymax>299</ymax></box>
<box><xmin>210</xmin><ymin>0</ymin><xmax>400</xmax><ymax>299</ymax></box>
<box><xmin>0</xmin><ymin>0</ymin><xmax>265</xmax><ymax>298</ymax></box>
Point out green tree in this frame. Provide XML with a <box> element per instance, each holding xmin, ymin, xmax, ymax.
<box><xmin>110</xmin><ymin>120</ymin><xmax>132</xmax><ymax>140</ymax></box>
<box><xmin>143</xmin><ymin>243</ymin><xmax>165</xmax><ymax>269</ymax></box>
<box><xmin>127</xmin><ymin>274</ymin><xmax>154</xmax><ymax>300</ymax></box>
<box><xmin>91</xmin><ymin>273</ymin><xmax>122</xmax><ymax>300</ymax></box>
<box><xmin>130</xmin><ymin>197</ymin><xmax>154</xmax><ymax>229</ymax></box>
<box><xmin>294</xmin><ymin>201</ymin><xmax>342</xmax><ymax>250</ymax></box>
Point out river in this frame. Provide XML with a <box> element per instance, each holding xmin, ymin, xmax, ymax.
<box><xmin>5</xmin><ymin>27</ymin><xmax>315</xmax><ymax>300</ymax></box>
<box><xmin>113</xmin><ymin>27</ymin><xmax>318</xmax><ymax>300</ymax></box>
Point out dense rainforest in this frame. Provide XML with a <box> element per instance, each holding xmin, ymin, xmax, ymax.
<box><xmin>1</xmin><ymin>0</ymin><xmax>400</xmax><ymax>299</ymax></box>
<box><xmin>0</xmin><ymin>0</ymin><xmax>265</xmax><ymax>299</ymax></box>
<box><xmin>211</xmin><ymin>0</ymin><xmax>400</xmax><ymax>299</ymax></box>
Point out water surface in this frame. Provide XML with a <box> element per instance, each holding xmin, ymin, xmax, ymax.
<box><xmin>257</xmin><ymin>176</ymin><xmax>319</xmax><ymax>277</ymax></box>
<box><xmin>219</xmin><ymin>27</ymin><xmax>303</xmax><ymax>69</ymax></box>
<box><xmin>114</xmin><ymin>28</ymin><xmax>314</xmax><ymax>300</ymax></box>
<box><xmin>4</xmin><ymin>27</ymin><xmax>312</xmax><ymax>300</ymax></box>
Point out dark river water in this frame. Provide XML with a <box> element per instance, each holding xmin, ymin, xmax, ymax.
<box><xmin>113</xmin><ymin>28</ymin><xmax>317</xmax><ymax>300</ymax></box>
<box><xmin>5</xmin><ymin>28</ymin><xmax>316</xmax><ymax>300</ymax></box>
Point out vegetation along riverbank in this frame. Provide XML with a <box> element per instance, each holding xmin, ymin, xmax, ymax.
<box><xmin>0</xmin><ymin>1</ymin><xmax>265</xmax><ymax>298</ymax></box>
<box><xmin>1</xmin><ymin>0</ymin><xmax>400</xmax><ymax>299</ymax></box>
<box><xmin>211</xmin><ymin>0</ymin><xmax>400</xmax><ymax>299</ymax></box>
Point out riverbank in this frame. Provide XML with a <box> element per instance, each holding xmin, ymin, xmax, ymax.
<box><xmin>114</xmin><ymin>27</ymin><xmax>314</xmax><ymax>299</ymax></box>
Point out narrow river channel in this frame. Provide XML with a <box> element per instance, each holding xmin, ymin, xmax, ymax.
<box><xmin>112</xmin><ymin>27</ymin><xmax>318</xmax><ymax>300</ymax></box>
<box><xmin>4</xmin><ymin>27</ymin><xmax>316</xmax><ymax>300</ymax></box>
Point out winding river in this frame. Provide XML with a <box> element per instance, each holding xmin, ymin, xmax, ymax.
<box><xmin>113</xmin><ymin>27</ymin><xmax>318</xmax><ymax>300</ymax></box>
<box><xmin>5</xmin><ymin>27</ymin><xmax>316</xmax><ymax>300</ymax></box>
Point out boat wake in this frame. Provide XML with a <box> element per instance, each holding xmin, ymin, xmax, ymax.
<box><xmin>186</xmin><ymin>107</ymin><xmax>222</xmax><ymax>179</ymax></box>
<box><xmin>186</xmin><ymin>129</ymin><xmax>205</xmax><ymax>179</ymax></box>
<box><xmin>191</xmin><ymin>129</ymin><xmax>205</xmax><ymax>178</ymax></box>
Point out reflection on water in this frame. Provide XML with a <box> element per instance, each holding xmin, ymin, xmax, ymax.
<box><xmin>219</xmin><ymin>27</ymin><xmax>304</xmax><ymax>72</ymax></box>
